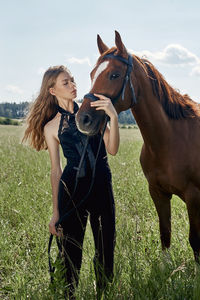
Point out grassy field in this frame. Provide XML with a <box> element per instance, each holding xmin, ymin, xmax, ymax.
<box><xmin>0</xmin><ymin>125</ymin><xmax>200</xmax><ymax>299</ymax></box>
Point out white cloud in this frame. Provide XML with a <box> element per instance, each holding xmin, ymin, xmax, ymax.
<box><xmin>5</xmin><ymin>85</ymin><xmax>24</xmax><ymax>95</ymax></box>
<box><xmin>129</xmin><ymin>44</ymin><xmax>200</xmax><ymax>78</ymax></box>
<box><xmin>190</xmin><ymin>65</ymin><xmax>200</xmax><ymax>77</ymax></box>
<box><xmin>66</xmin><ymin>57</ymin><xmax>92</xmax><ymax>67</ymax></box>
<box><xmin>130</xmin><ymin>44</ymin><xmax>200</xmax><ymax>67</ymax></box>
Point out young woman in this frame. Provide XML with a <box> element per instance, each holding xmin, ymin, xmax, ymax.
<box><xmin>23</xmin><ymin>65</ymin><xmax>119</xmax><ymax>298</ymax></box>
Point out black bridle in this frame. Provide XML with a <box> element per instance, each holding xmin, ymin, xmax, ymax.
<box><xmin>84</xmin><ymin>52</ymin><xmax>137</xmax><ymax>107</ymax></box>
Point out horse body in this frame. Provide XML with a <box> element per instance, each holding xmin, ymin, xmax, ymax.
<box><xmin>76</xmin><ymin>31</ymin><xmax>200</xmax><ymax>262</ymax></box>
<box><xmin>134</xmin><ymin>94</ymin><xmax>200</xmax><ymax>193</ymax></box>
<box><xmin>134</xmin><ymin>90</ymin><xmax>200</xmax><ymax>259</ymax></box>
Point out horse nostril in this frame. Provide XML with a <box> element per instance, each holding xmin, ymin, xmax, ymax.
<box><xmin>82</xmin><ymin>114</ymin><xmax>92</xmax><ymax>126</ymax></box>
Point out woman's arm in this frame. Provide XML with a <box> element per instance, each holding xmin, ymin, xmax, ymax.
<box><xmin>90</xmin><ymin>93</ymin><xmax>120</xmax><ymax>155</ymax></box>
<box><xmin>44</xmin><ymin>123</ymin><xmax>62</xmax><ymax>236</ymax></box>
<box><xmin>103</xmin><ymin>116</ymin><xmax>119</xmax><ymax>155</ymax></box>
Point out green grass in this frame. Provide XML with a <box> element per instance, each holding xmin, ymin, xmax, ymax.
<box><xmin>0</xmin><ymin>125</ymin><xmax>200</xmax><ymax>299</ymax></box>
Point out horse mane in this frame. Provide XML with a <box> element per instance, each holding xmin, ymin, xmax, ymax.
<box><xmin>135</xmin><ymin>56</ymin><xmax>200</xmax><ymax>119</ymax></box>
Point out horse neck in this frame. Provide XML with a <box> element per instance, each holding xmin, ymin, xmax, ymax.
<box><xmin>131</xmin><ymin>74</ymin><xmax>171</xmax><ymax>152</ymax></box>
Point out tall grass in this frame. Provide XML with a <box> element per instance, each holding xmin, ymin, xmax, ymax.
<box><xmin>0</xmin><ymin>125</ymin><xmax>199</xmax><ymax>299</ymax></box>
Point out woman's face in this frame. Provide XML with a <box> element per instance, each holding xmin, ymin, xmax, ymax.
<box><xmin>50</xmin><ymin>71</ymin><xmax>77</xmax><ymax>101</ymax></box>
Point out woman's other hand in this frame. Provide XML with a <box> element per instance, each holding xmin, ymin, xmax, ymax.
<box><xmin>49</xmin><ymin>212</ymin><xmax>61</xmax><ymax>236</ymax></box>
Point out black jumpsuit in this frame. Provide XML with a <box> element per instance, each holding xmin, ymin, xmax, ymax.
<box><xmin>56</xmin><ymin>102</ymin><xmax>115</xmax><ymax>293</ymax></box>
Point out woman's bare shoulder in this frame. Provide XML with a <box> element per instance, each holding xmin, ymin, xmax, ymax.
<box><xmin>44</xmin><ymin>113</ymin><xmax>60</xmax><ymax>139</ymax></box>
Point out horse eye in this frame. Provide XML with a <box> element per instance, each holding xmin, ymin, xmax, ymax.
<box><xmin>110</xmin><ymin>73</ymin><xmax>120</xmax><ymax>80</ymax></box>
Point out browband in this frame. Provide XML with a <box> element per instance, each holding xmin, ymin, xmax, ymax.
<box><xmin>84</xmin><ymin>52</ymin><xmax>137</xmax><ymax>107</ymax></box>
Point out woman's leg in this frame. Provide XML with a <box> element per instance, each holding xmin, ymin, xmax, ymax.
<box><xmin>61</xmin><ymin>210</ymin><xmax>88</xmax><ymax>298</ymax></box>
<box><xmin>89</xmin><ymin>182</ymin><xmax>116</xmax><ymax>295</ymax></box>
<box><xmin>58</xmin><ymin>178</ymin><xmax>89</xmax><ymax>297</ymax></box>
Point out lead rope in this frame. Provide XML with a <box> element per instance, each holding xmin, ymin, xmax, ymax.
<box><xmin>48</xmin><ymin>115</ymin><xmax>109</xmax><ymax>283</ymax></box>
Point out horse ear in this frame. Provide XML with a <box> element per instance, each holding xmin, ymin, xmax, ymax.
<box><xmin>115</xmin><ymin>30</ymin><xmax>128</xmax><ymax>56</ymax></box>
<box><xmin>97</xmin><ymin>34</ymin><xmax>109</xmax><ymax>54</ymax></box>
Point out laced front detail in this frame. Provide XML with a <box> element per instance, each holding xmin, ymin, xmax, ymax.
<box><xmin>60</xmin><ymin>114</ymin><xmax>70</xmax><ymax>135</ymax></box>
<box><xmin>57</xmin><ymin>103</ymin><xmax>79</xmax><ymax>138</ymax></box>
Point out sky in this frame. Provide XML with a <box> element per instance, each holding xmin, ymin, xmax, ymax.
<box><xmin>1</xmin><ymin>0</ymin><xmax>200</xmax><ymax>104</ymax></box>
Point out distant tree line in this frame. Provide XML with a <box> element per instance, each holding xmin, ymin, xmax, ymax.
<box><xmin>0</xmin><ymin>102</ymin><xmax>29</xmax><ymax>119</ymax></box>
<box><xmin>0</xmin><ymin>101</ymin><xmax>136</xmax><ymax>124</ymax></box>
<box><xmin>118</xmin><ymin>109</ymin><xmax>136</xmax><ymax>124</ymax></box>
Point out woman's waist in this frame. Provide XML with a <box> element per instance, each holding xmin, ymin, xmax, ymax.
<box><xmin>62</xmin><ymin>156</ymin><xmax>111</xmax><ymax>179</ymax></box>
<box><xmin>64</xmin><ymin>152</ymin><xmax>108</xmax><ymax>164</ymax></box>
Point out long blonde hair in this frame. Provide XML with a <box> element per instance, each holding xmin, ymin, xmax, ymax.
<box><xmin>23</xmin><ymin>65</ymin><xmax>70</xmax><ymax>151</ymax></box>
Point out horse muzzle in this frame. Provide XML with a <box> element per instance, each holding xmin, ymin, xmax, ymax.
<box><xmin>76</xmin><ymin>94</ymin><xmax>105</xmax><ymax>136</ymax></box>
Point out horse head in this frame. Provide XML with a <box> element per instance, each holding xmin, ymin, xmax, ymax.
<box><xmin>76</xmin><ymin>31</ymin><xmax>138</xmax><ymax>136</ymax></box>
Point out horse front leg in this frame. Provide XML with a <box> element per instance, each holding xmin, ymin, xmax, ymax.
<box><xmin>149</xmin><ymin>186</ymin><xmax>172</xmax><ymax>250</ymax></box>
<box><xmin>185</xmin><ymin>186</ymin><xmax>200</xmax><ymax>263</ymax></box>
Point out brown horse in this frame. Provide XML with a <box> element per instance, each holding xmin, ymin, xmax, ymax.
<box><xmin>76</xmin><ymin>31</ymin><xmax>200</xmax><ymax>263</ymax></box>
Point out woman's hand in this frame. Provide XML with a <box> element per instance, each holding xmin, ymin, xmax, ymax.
<box><xmin>90</xmin><ymin>93</ymin><xmax>119</xmax><ymax>155</ymax></box>
<box><xmin>49</xmin><ymin>212</ymin><xmax>61</xmax><ymax>236</ymax></box>
<box><xmin>90</xmin><ymin>93</ymin><xmax>118</xmax><ymax>119</ymax></box>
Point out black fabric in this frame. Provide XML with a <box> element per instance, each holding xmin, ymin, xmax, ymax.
<box><xmin>56</xmin><ymin>102</ymin><xmax>115</xmax><ymax>295</ymax></box>
<box><xmin>57</xmin><ymin>102</ymin><xmax>111</xmax><ymax>179</ymax></box>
